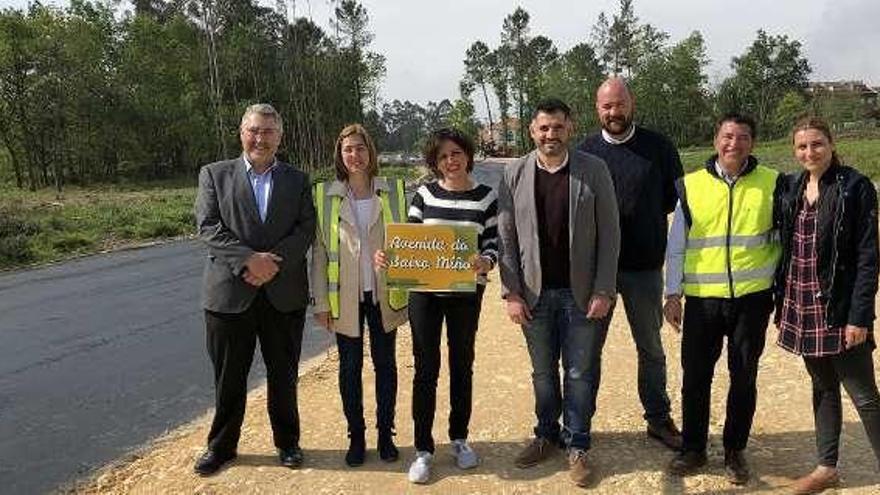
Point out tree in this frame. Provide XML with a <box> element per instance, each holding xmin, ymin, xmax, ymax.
<box><xmin>447</xmin><ymin>97</ymin><xmax>480</xmax><ymax>147</ymax></box>
<box><xmin>592</xmin><ymin>0</ymin><xmax>666</xmax><ymax>78</ymax></box>
<box><xmin>773</xmin><ymin>91</ymin><xmax>809</xmax><ymax>133</ymax></box>
<box><xmin>463</xmin><ymin>41</ymin><xmax>494</xmax><ymax>137</ymax></box>
<box><xmin>541</xmin><ymin>42</ymin><xmax>604</xmax><ymax>138</ymax></box>
<box><xmin>717</xmin><ymin>30</ymin><xmax>811</xmax><ymax>138</ymax></box>
<box><xmin>331</xmin><ymin>0</ymin><xmax>384</xmax><ymax>120</ymax></box>
<box><xmin>631</xmin><ymin>30</ymin><xmax>712</xmax><ymax>145</ymax></box>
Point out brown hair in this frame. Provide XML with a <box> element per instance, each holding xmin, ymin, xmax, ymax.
<box><xmin>334</xmin><ymin>124</ymin><xmax>379</xmax><ymax>181</ymax></box>
<box><xmin>423</xmin><ymin>127</ymin><xmax>475</xmax><ymax>179</ymax></box>
<box><xmin>791</xmin><ymin>116</ymin><xmax>842</xmax><ymax>168</ymax></box>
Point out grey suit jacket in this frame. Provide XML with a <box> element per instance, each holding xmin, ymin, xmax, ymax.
<box><xmin>498</xmin><ymin>148</ymin><xmax>620</xmax><ymax>312</ymax></box>
<box><xmin>194</xmin><ymin>157</ymin><xmax>316</xmax><ymax>313</ymax></box>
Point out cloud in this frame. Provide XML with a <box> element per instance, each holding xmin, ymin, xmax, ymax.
<box><xmin>806</xmin><ymin>0</ymin><xmax>880</xmax><ymax>84</ymax></box>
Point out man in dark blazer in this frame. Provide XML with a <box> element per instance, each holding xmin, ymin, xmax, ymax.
<box><xmin>193</xmin><ymin>103</ymin><xmax>316</xmax><ymax>475</ymax></box>
<box><xmin>498</xmin><ymin>98</ymin><xmax>620</xmax><ymax>487</ymax></box>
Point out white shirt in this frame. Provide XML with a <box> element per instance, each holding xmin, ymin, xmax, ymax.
<box><xmin>353</xmin><ymin>197</ymin><xmax>376</xmax><ymax>293</ymax></box>
<box><xmin>601</xmin><ymin>125</ymin><xmax>636</xmax><ymax>145</ymax></box>
<box><xmin>535</xmin><ymin>152</ymin><xmax>570</xmax><ymax>174</ymax></box>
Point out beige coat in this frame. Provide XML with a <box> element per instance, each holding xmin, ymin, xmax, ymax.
<box><xmin>310</xmin><ymin>178</ymin><xmax>408</xmax><ymax>337</ymax></box>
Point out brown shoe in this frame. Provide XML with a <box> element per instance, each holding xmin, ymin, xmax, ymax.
<box><xmin>791</xmin><ymin>468</ymin><xmax>840</xmax><ymax>494</ymax></box>
<box><xmin>514</xmin><ymin>437</ymin><xmax>555</xmax><ymax>468</ymax></box>
<box><xmin>647</xmin><ymin>418</ymin><xmax>683</xmax><ymax>451</ymax></box>
<box><xmin>568</xmin><ymin>449</ymin><xmax>591</xmax><ymax>487</ymax></box>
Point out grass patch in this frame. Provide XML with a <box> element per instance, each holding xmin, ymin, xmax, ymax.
<box><xmin>0</xmin><ymin>178</ymin><xmax>197</xmax><ymax>270</ymax></box>
<box><xmin>0</xmin><ymin>165</ymin><xmax>421</xmax><ymax>270</ymax></box>
<box><xmin>680</xmin><ymin>136</ymin><xmax>880</xmax><ymax>180</ymax></box>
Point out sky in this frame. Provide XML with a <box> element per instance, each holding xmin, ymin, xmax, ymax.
<box><xmin>3</xmin><ymin>0</ymin><xmax>879</xmax><ymax>109</ymax></box>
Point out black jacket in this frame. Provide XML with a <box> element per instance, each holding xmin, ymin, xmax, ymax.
<box><xmin>773</xmin><ymin>164</ymin><xmax>879</xmax><ymax>329</ymax></box>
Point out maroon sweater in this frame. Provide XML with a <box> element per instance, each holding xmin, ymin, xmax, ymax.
<box><xmin>534</xmin><ymin>163</ymin><xmax>570</xmax><ymax>289</ymax></box>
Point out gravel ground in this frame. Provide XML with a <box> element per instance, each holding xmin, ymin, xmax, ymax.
<box><xmin>68</xmin><ymin>281</ymin><xmax>880</xmax><ymax>494</ymax></box>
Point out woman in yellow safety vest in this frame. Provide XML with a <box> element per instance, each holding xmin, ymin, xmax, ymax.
<box><xmin>310</xmin><ymin>124</ymin><xmax>408</xmax><ymax>467</ymax></box>
<box><xmin>775</xmin><ymin>117</ymin><xmax>880</xmax><ymax>494</ymax></box>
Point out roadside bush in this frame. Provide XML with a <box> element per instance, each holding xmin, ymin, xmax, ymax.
<box><xmin>0</xmin><ymin>214</ymin><xmax>40</xmax><ymax>266</ymax></box>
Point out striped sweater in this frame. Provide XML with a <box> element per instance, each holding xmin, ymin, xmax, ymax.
<box><xmin>408</xmin><ymin>181</ymin><xmax>499</xmax><ymax>284</ymax></box>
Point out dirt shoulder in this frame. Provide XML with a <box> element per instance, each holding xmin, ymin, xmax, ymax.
<box><xmin>70</xmin><ymin>281</ymin><xmax>879</xmax><ymax>494</ymax></box>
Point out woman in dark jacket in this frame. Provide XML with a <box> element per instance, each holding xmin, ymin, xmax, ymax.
<box><xmin>774</xmin><ymin>117</ymin><xmax>880</xmax><ymax>493</ymax></box>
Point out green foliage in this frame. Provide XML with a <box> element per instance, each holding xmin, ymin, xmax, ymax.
<box><xmin>0</xmin><ymin>0</ymin><xmax>385</xmax><ymax>191</ymax></box>
<box><xmin>773</xmin><ymin>91</ymin><xmax>810</xmax><ymax>133</ymax></box>
<box><xmin>717</xmin><ymin>30</ymin><xmax>811</xmax><ymax>139</ymax></box>
<box><xmin>0</xmin><ymin>211</ymin><xmax>39</xmax><ymax>264</ymax></box>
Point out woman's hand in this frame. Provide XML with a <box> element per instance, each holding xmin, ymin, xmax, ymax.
<box><xmin>374</xmin><ymin>249</ymin><xmax>388</xmax><ymax>269</ymax></box>
<box><xmin>844</xmin><ymin>325</ymin><xmax>869</xmax><ymax>349</ymax></box>
<box><xmin>315</xmin><ymin>312</ymin><xmax>333</xmax><ymax>332</ymax></box>
<box><xmin>470</xmin><ymin>254</ymin><xmax>493</xmax><ymax>275</ymax></box>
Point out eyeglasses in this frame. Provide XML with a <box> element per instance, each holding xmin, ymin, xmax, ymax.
<box><xmin>243</xmin><ymin>127</ymin><xmax>279</xmax><ymax>137</ymax></box>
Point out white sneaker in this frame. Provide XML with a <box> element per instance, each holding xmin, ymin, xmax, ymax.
<box><xmin>408</xmin><ymin>451</ymin><xmax>433</xmax><ymax>484</ymax></box>
<box><xmin>451</xmin><ymin>439</ymin><xmax>479</xmax><ymax>469</ymax></box>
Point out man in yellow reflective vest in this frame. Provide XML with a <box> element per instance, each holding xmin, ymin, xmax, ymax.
<box><xmin>663</xmin><ymin>113</ymin><xmax>782</xmax><ymax>485</ymax></box>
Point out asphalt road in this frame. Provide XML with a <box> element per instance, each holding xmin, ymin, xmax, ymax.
<box><xmin>0</xmin><ymin>160</ymin><xmax>506</xmax><ymax>495</ymax></box>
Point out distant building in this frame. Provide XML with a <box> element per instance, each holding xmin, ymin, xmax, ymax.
<box><xmin>808</xmin><ymin>81</ymin><xmax>879</xmax><ymax>106</ymax></box>
<box><xmin>478</xmin><ymin>117</ymin><xmax>522</xmax><ymax>156</ymax></box>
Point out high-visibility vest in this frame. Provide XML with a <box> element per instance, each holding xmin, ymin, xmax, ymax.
<box><xmin>313</xmin><ymin>178</ymin><xmax>408</xmax><ymax>319</ymax></box>
<box><xmin>682</xmin><ymin>166</ymin><xmax>780</xmax><ymax>298</ymax></box>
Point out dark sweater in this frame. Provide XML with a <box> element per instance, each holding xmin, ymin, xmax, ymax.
<box><xmin>534</xmin><ymin>163</ymin><xmax>570</xmax><ymax>289</ymax></box>
<box><xmin>578</xmin><ymin>126</ymin><xmax>682</xmax><ymax>270</ymax></box>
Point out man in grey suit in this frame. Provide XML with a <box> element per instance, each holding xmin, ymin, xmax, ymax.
<box><xmin>193</xmin><ymin>103</ymin><xmax>316</xmax><ymax>476</ymax></box>
<box><xmin>498</xmin><ymin>98</ymin><xmax>620</xmax><ymax>487</ymax></box>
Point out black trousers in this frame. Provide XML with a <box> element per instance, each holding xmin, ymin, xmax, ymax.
<box><xmin>681</xmin><ymin>290</ymin><xmax>773</xmax><ymax>453</ymax></box>
<box><xmin>803</xmin><ymin>343</ymin><xmax>880</xmax><ymax>468</ymax></box>
<box><xmin>335</xmin><ymin>292</ymin><xmax>398</xmax><ymax>434</ymax></box>
<box><xmin>409</xmin><ymin>285</ymin><xmax>485</xmax><ymax>453</ymax></box>
<box><xmin>204</xmin><ymin>290</ymin><xmax>305</xmax><ymax>455</ymax></box>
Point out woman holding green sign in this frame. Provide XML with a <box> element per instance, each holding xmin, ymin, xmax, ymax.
<box><xmin>310</xmin><ymin>124</ymin><xmax>409</xmax><ymax>467</ymax></box>
<box><xmin>379</xmin><ymin>127</ymin><xmax>498</xmax><ymax>484</ymax></box>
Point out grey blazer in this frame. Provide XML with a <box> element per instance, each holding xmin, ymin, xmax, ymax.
<box><xmin>498</xmin><ymin>148</ymin><xmax>620</xmax><ymax>312</ymax></box>
<box><xmin>195</xmin><ymin>157</ymin><xmax>316</xmax><ymax>313</ymax></box>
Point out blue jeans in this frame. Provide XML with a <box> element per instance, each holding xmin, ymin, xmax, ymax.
<box><xmin>336</xmin><ymin>292</ymin><xmax>397</xmax><ymax>434</ymax></box>
<box><xmin>610</xmin><ymin>270</ymin><xmax>671</xmax><ymax>424</ymax></box>
<box><xmin>522</xmin><ymin>288</ymin><xmax>610</xmax><ymax>450</ymax></box>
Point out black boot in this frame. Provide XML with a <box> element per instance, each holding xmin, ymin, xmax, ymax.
<box><xmin>378</xmin><ymin>429</ymin><xmax>399</xmax><ymax>462</ymax></box>
<box><xmin>345</xmin><ymin>429</ymin><xmax>366</xmax><ymax>467</ymax></box>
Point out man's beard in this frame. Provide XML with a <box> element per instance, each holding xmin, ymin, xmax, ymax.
<box><xmin>602</xmin><ymin>116</ymin><xmax>632</xmax><ymax>135</ymax></box>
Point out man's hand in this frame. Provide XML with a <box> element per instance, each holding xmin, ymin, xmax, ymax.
<box><xmin>242</xmin><ymin>252</ymin><xmax>282</xmax><ymax>286</ymax></box>
<box><xmin>844</xmin><ymin>324</ymin><xmax>869</xmax><ymax>349</ymax></box>
<box><xmin>506</xmin><ymin>293</ymin><xmax>532</xmax><ymax>326</ymax></box>
<box><xmin>663</xmin><ymin>295</ymin><xmax>683</xmax><ymax>333</ymax></box>
<box><xmin>314</xmin><ymin>311</ymin><xmax>333</xmax><ymax>332</ymax></box>
<box><xmin>470</xmin><ymin>254</ymin><xmax>493</xmax><ymax>275</ymax></box>
<box><xmin>586</xmin><ymin>294</ymin><xmax>612</xmax><ymax>319</ymax></box>
<box><xmin>374</xmin><ymin>249</ymin><xmax>388</xmax><ymax>269</ymax></box>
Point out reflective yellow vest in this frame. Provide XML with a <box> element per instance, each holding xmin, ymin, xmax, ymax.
<box><xmin>313</xmin><ymin>178</ymin><xmax>408</xmax><ymax>318</ymax></box>
<box><xmin>682</xmin><ymin>165</ymin><xmax>780</xmax><ymax>298</ymax></box>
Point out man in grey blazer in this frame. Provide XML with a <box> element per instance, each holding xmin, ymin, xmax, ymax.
<box><xmin>193</xmin><ymin>104</ymin><xmax>316</xmax><ymax>475</ymax></box>
<box><xmin>498</xmin><ymin>98</ymin><xmax>620</xmax><ymax>487</ymax></box>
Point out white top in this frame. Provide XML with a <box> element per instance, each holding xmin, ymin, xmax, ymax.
<box><xmin>535</xmin><ymin>152</ymin><xmax>570</xmax><ymax>174</ymax></box>
<box><xmin>353</xmin><ymin>197</ymin><xmax>376</xmax><ymax>293</ymax></box>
